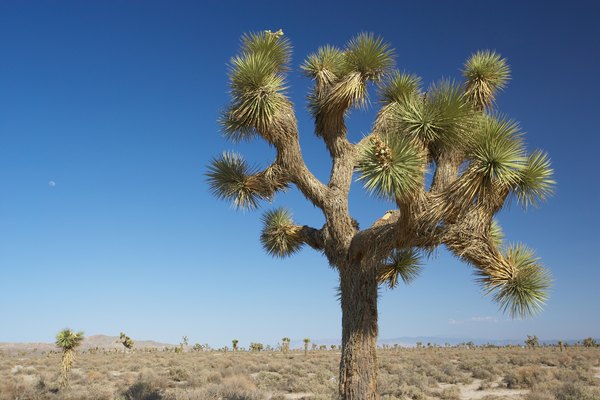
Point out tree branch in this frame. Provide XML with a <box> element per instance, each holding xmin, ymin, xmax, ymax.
<box><xmin>298</xmin><ymin>225</ymin><xmax>326</xmax><ymax>251</ymax></box>
<box><xmin>256</xmin><ymin>105</ymin><xmax>330</xmax><ymax>210</ymax></box>
<box><xmin>429</xmin><ymin>150</ymin><xmax>463</xmax><ymax>194</ymax></box>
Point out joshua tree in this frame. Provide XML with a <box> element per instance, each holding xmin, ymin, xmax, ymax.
<box><xmin>55</xmin><ymin>329</ymin><xmax>84</xmax><ymax>388</ymax></box>
<box><xmin>117</xmin><ymin>332</ymin><xmax>134</xmax><ymax>351</ymax></box>
<box><xmin>557</xmin><ymin>340</ymin><xmax>564</xmax><ymax>352</ymax></box>
<box><xmin>303</xmin><ymin>338</ymin><xmax>310</xmax><ymax>355</ymax></box>
<box><xmin>207</xmin><ymin>31</ymin><xmax>553</xmax><ymax>399</ymax></box>
<box><xmin>232</xmin><ymin>339</ymin><xmax>239</xmax><ymax>352</ymax></box>
<box><xmin>179</xmin><ymin>335</ymin><xmax>189</xmax><ymax>353</ymax></box>
<box><xmin>281</xmin><ymin>337</ymin><xmax>291</xmax><ymax>353</ymax></box>
<box><xmin>192</xmin><ymin>343</ymin><xmax>204</xmax><ymax>352</ymax></box>
<box><xmin>583</xmin><ymin>337</ymin><xmax>597</xmax><ymax>347</ymax></box>
<box><xmin>249</xmin><ymin>342</ymin><xmax>264</xmax><ymax>352</ymax></box>
<box><xmin>525</xmin><ymin>335</ymin><xmax>539</xmax><ymax>349</ymax></box>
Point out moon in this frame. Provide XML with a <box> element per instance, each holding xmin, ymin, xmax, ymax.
<box><xmin>48</xmin><ymin>181</ymin><xmax>56</xmax><ymax>187</ymax></box>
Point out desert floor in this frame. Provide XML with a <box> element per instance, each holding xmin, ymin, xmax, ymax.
<box><xmin>1</xmin><ymin>347</ymin><xmax>599</xmax><ymax>399</ymax></box>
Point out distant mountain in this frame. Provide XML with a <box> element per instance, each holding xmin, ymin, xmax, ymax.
<box><xmin>0</xmin><ymin>334</ymin><xmax>173</xmax><ymax>354</ymax></box>
<box><xmin>299</xmin><ymin>336</ymin><xmax>600</xmax><ymax>348</ymax></box>
<box><xmin>2</xmin><ymin>335</ymin><xmax>597</xmax><ymax>353</ymax></box>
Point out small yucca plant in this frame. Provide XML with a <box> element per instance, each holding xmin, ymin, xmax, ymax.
<box><xmin>55</xmin><ymin>329</ymin><xmax>84</xmax><ymax>388</ymax></box>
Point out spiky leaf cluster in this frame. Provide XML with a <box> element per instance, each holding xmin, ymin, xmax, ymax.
<box><xmin>490</xmin><ymin>219</ymin><xmax>505</xmax><ymax>248</ymax></box>
<box><xmin>342</xmin><ymin>33</ymin><xmax>394</xmax><ymax>80</ymax></box>
<box><xmin>306</xmin><ymin>34</ymin><xmax>395</xmax><ymax>119</ymax></box>
<box><xmin>301</xmin><ymin>45</ymin><xmax>345</xmax><ymax>84</ymax></box>
<box><xmin>206</xmin><ymin>152</ymin><xmax>263</xmax><ymax>209</ymax></box>
<box><xmin>463</xmin><ymin>50</ymin><xmax>510</xmax><ymax>110</ymax></box>
<box><xmin>241</xmin><ymin>30</ymin><xmax>291</xmax><ymax>72</ymax></box>
<box><xmin>224</xmin><ymin>30</ymin><xmax>290</xmax><ymax>139</ymax></box>
<box><xmin>55</xmin><ymin>329</ymin><xmax>84</xmax><ymax>351</ymax></box>
<box><xmin>260</xmin><ymin>208</ymin><xmax>302</xmax><ymax>257</ymax></box>
<box><xmin>379</xmin><ymin>71</ymin><xmax>422</xmax><ymax>105</ymax></box>
<box><xmin>459</xmin><ymin>114</ymin><xmax>526</xmax><ymax>203</ymax></box>
<box><xmin>356</xmin><ymin>134</ymin><xmax>425</xmax><ymax>201</ymax></box>
<box><xmin>514</xmin><ymin>150</ymin><xmax>555</xmax><ymax>209</ymax></box>
<box><xmin>482</xmin><ymin>244</ymin><xmax>551</xmax><ymax>318</ymax></box>
<box><xmin>377</xmin><ymin>249</ymin><xmax>423</xmax><ymax>289</ymax></box>
<box><xmin>458</xmin><ymin>115</ymin><xmax>555</xmax><ymax>208</ymax></box>
<box><xmin>387</xmin><ymin>80</ymin><xmax>476</xmax><ymax>151</ymax></box>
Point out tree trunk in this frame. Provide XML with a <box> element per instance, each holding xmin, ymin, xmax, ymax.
<box><xmin>339</xmin><ymin>262</ymin><xmax>379</xmax><ymax>400</ymax></box>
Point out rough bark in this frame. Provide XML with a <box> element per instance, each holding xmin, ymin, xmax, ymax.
<box><xmin>339</xmin><ymin>262</ymin><xmax>379</xmax><ymax>400</ymax></box>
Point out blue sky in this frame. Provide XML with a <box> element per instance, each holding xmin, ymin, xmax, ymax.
<box><xmin>1</xmin><ymin>0</ymin><xmax>599</xmax><ymax>347</ymax></box>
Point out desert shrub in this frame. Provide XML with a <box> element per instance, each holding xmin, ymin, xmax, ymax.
<box><xmin>121</xmin><ymin>381</ymin><xmax>163</xmax><ymax>400</ymax></box>
<box><xmin>504</xmin><ymin>365</ymin><xmax>549</xmax><ymax>388</ymax></box>
<box><xmin>439</xmin><ymin>386</ymin><xmax>460</xmax><ymax>400</ymax></box>
<box><xmin>478</xmin><ymin>380</ymin><xmax>493</xmax><ymax>390</ymax></box>
<box><xmin>169</xmin><ymin>367</ymin><xmax>190</xmax><ymax>382</ymax></box>
<box><xmin>382</xmin><ymin>383</ymin><xmax>427</xmax><ymax>400</ymax></box>
<box><xmin>253</xmin><ymin>371</ymin><xmax>283</xmax><ymax>390</ymax></box>
<box><xmin>524</xmin><ymin>390</ymin><xmax>556</xmax><ymax>400</ymax></box>
<box><xmin>472</xmin><ymin>366</ymin><xmax>495</xmax><ymax>381</ymax></box>
<box><xmin>201</xmin><ymin>375</ymin><xmax>265</xmax><ymax>400</ymax></box>
<box><xmin>554</xmin><ymin>382</ymin><xmax>600</xmax><ymax>400</ymax></box>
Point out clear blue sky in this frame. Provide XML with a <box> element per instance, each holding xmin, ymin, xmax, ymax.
<box><xmin>1</xmin><ymin>1</ymin><xmax>599</xmax><ymax>347</ymax></box>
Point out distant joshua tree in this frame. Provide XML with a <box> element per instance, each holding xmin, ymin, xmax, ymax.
<box><xmin>118</xmin><ymin>332</ymin><xmax>134</xmax><ymax>351</ymax></box>
<box><xmin>55</xmin><ymin>329</ymin><xmax>84</xmax><ymax>388</ymax></box>
<box><xmin>583</xmin><ymin>337</ymin><xmax>597</xmax><ymax>348</ymax></box>
<box><xmin>192</xmin><ymin>343</ymin><xmax>204</xmax><ymax>352</ymax></box>
<box><xmin>303</xmin><ymin>338</ymin><xmax>310</xmax><ymax>355</ymax></box>
<box><xmin>250</xmin><ymin>342</ymin><xmax>264</xmax><ymax>352</ymax></box>
<box><xmin>558</xmin><ymin>340</ymin><xmax>564</xmax><ymax>352</ymax></box>
<box><xmin>179</xmin><ymin>336</ymin><xmax>189</xmax><ymax>352</ymax></box>
<box><xmin>525</xmin><ymin>335</ymin><xmax>539</xmax><ymax>349</ymax></box>
<box><xmin>232</xmin><ymin>339</ymin><xmax>239</xmax><ymax>352</ymax></box>
<box><xmin>207</xmin><ymin>30</ymin><xmax>554</xmax><ymax>399</ymax></box>
<box><xmin>281</xmin><ymin>337</ymin><xmax>291</xmax><ymax>353</ymax></box>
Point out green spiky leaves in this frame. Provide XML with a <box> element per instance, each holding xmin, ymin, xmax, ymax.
<box><xmin>356</xmin><ymin>134</ymin><xmax>425</xmax><ymax>201</ymax></box>
<box><xmin>490</xmin><ymin>219</ymin><xmax>505</xmax><ymax>248</ymax></box>
<box><xmin>224</xmin><ymin>31</ymin><xmax>291</xmax><ymax>139</ymax></box>
<box><xmin>301</xmin><ymin>45</ymin><xmax>345</xmax><ymax>84</ymax></box>
<box><xmin>241</xmin><ymin>30</ymin><xmax>291</xmax><ymax>72</ymax></box>
<box><xmin>56</xmin><ymin>329</ymin><xmax>84</xmax><ymax>351</ymax></box>
<box><xmin>377</xmin><ymin>249</ymin><xmax>423</xmax><ymax>289</ymax></box>
<box><xmin>514</xmin><ymin>150</ymin><xmax>555</xmax><ymax>209</ymax></box>
<box><xmin>379</xmin><ymin>71</ymin><xmax>422</xmax><ymax>105</ymax></box>
<box><xmin>469</xmin><ymin>114</ymin><xmax>526</xmax><ymax>188</ymax></box>
<box><xmin>387</xmin><ymin>80</ymin><xmax>476</xmax><ymax>151</ymax></box>
<box><xmin>207</xmin><ymin>152</ymin><xmax>265</xmax><ymax>210</ymax></box>
<box><xmin>460</xmin><ymin>115</ymin><xmax>555</xmax><ymax>208</ymax></box>
<box><xmin>463</xmin><ymin>50</ymin><xmax>510</xmax><ymax>110</ymax></box>
<box><xmin>342</xmin><ymin>33</ymin><xmax>394</xmax><ymax>81</ymax></box>
<box><xmin>306</xmin><ymin>33</ymin><xmax>395</xmax><ymax>125</ymax></box>
<box><xmin>260</xmin><ymin>208</ymin><xmax>303</xmax><ymax>257</ymax></box>
<box><xmin>481</xmin><ymin>244</ymin><xmax>551</xmax><ymax>318</ymax></box>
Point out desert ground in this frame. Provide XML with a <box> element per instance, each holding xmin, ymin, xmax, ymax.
<box><xmin>1</xmin><ymin>344</ymin><xmax>599</xmax><ymax>400</ymax></box>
